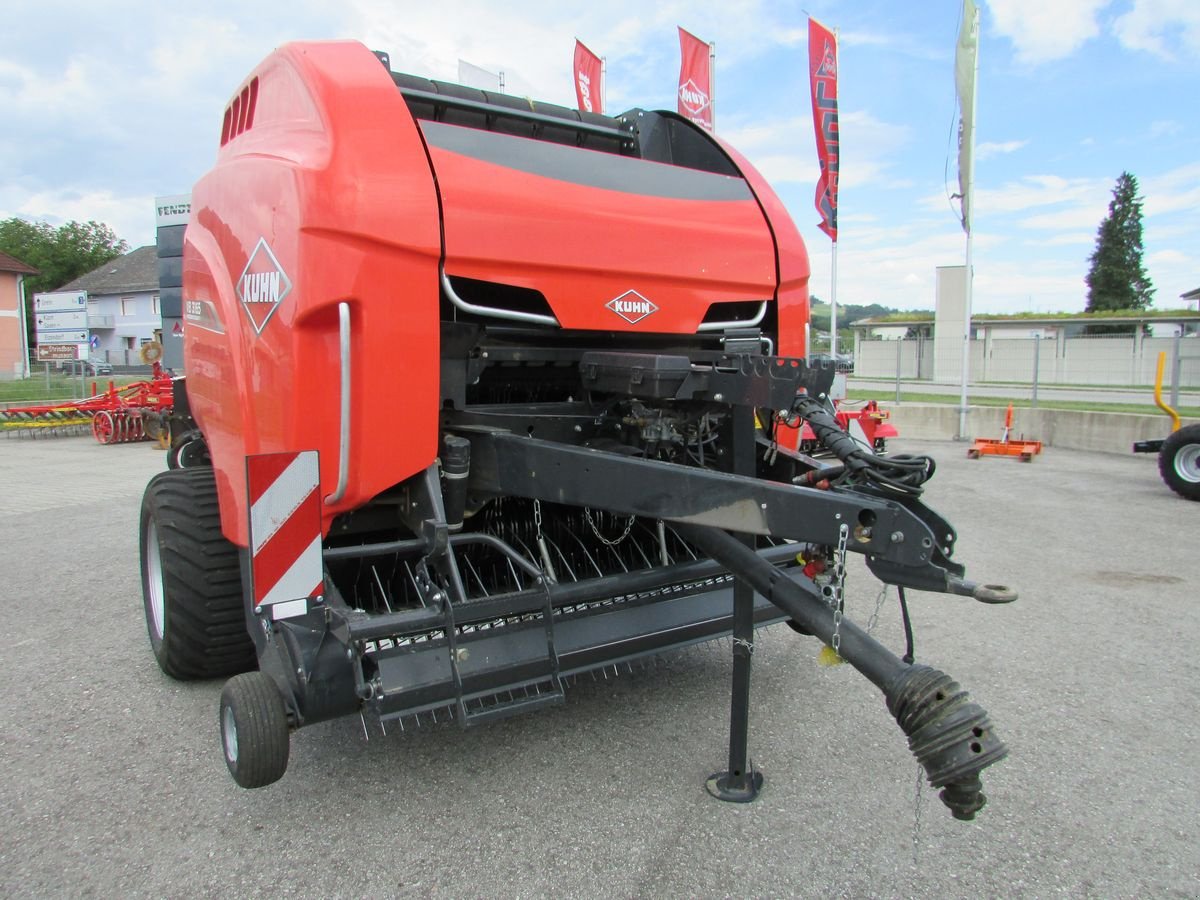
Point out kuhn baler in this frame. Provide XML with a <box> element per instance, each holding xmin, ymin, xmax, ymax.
<box><xmin>140</xmin><ymin>41</ymin><xmax>1015</xmax><ymax>818</ymax></box>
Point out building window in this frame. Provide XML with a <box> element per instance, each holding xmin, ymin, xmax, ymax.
<box><xmin>152</xmin><ymin>295</ymin><xmax>160</xmax><ymax>315</ymax></box>
<box><xmin>121</xmin><ymin>297</ymin><xmax>137</xmax><ymax>316</ymax></box>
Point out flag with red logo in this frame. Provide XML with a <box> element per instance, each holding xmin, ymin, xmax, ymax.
<box><xmin>808</xmin><ymin>18</ymin><xmax>839</xmax><ymax>241</ymax></box>
<box><xmin>573</xmin><ymin>39</ymin><xmax>603</xmax><ymax>114</ymax></box>
<box><xmin>677</xmin><ymin>27</ymin><xmax>713</xmax><ymax>130</ymax></box>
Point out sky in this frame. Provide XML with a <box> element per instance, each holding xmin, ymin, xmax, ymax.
<box><xmin>2</xmin><ymin>0</ymin><xmax>1197</xmax><ymax>314</ymax></box>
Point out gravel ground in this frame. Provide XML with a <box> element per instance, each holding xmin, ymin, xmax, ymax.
<box><xmin>0</xmin><ymin>433</ymin><xmax>1196</xmax><ymax>898</ymax></box>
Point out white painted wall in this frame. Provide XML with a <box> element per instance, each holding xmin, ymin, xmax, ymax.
<box><xmin>87</xmin><ymin>289</ymin><xmax>160</xmax><ymax>362</ymax></box>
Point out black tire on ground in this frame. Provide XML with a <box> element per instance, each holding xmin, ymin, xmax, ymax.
<box><xmin>219</xmin><ymin>672</ymin><xmax>290</xmax><ymax>789</ymax></box>
<box><xmin>140</xmin><ymin>467</ymin><xmax>257</xmax><ymax>679</ymax></box>
<box><xmin>1158</xmin><ymin>423</ymin><xmax>1200</xmax><ymax>501</ymax></box>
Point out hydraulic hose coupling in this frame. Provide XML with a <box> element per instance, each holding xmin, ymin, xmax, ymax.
<box><xmin>441</xmin><ymin>435</ymin><xmax>472</xmax><ymax>533</ymax></box>
<box><xmin>885</xmin><ymin>664</ymin><xmax>1008</xmax><ymax>821</ymax></box>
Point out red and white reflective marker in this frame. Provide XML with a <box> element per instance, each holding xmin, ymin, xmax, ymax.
<box><xmin>247</xmin><ymin>450</ymin><xmax>323</xmax><ymax>620</ymax></box>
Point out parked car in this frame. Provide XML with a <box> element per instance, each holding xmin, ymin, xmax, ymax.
<box><xmin>61</xmin><ymin>357</ymin><xmax>113</xmax><ymax>376</ymax></box>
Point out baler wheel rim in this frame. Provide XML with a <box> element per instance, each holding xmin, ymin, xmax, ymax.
<box><xmin>144</xmin><ymin>519</ymin><xmax>166</xmax><ymax>640</ymax></box>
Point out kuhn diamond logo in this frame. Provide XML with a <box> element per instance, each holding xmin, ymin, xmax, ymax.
<box><xmin>606</xmin><ymin>290</ymin><xmax>658</xmax><ymax>325</ymax></box>
<box><xmin>237</xmin><ymin>237</ymin><xmax>293</xmax><ymax>335</ymax></box>
<box><xmin>678</xmin><ymin>79</ymin><xmax>710</xmax><ymax>116</ymax></box>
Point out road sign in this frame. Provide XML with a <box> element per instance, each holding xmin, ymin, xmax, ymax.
<box><xmin>34</xmin><ymin>291</ymin><xmax>86</xmax><ymax>313</ymax></box>
<box><xmin>37</xmin><ymin>330</ymin><xmax>88</xmax><ymax>344</ymax></box>
<box><xmin>90</xmin><ymin>334</ymin><xmax>100</xmax><ymax>349</ymax></box>
<box><xmin>36</xmin><ymin>310</ymin><xmax>88</xmax><ymax>331</ymax></box>
<box><xmin>37</xmin><ymin>344</ymin><xmax>83</xmax><ymax>361</ymax></box>
<box><xmin>34</xmin><ymin>291</ymin><xmax>89</xmax><ymax>354</ymax></box>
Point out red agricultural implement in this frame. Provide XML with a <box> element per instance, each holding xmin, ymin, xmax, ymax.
<box><xmin>138</xmin><ymin>41</ymin><xmax>1016</xmax><ymax>821</ymax></box>
<box><xmin>0</xmin><ymin>353</ymin><xmax>173</xmax><ymax>445</ymax></box>
<box><xmin>798</xmin><ymin>399</ymin><xmax>898</xmax><ymax>454</ymax></box>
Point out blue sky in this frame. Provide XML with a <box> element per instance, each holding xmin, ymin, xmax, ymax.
<box><xmin>2</xmin><ymin>0</ymin><xmax>1197</xmax><ymax>313</ymax></box>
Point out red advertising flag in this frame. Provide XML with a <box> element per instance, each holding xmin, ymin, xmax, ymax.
<box><xmin>677</xmin><ymin>27</ymin><xmax>713</xmax><ymax>130</ymax></box>
<box><xmin>808</xmin><ymin>18</ymin><xmax>839</xmax><ymax>241</ymax></box>
<box><xmin>573</xmin><ymin>40</ymin><xmax>603</xmax><ymax>113</ymax></box>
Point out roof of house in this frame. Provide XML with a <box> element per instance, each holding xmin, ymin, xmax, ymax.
<box><xmin>1182</xmin><ymin>287</ymin><xmax>1200</xmax><ymax>301</ymax></box>
<box><xmin>58</xmin><ymin>245</ymin><xmax>158</xmax><ymax>295</ymax></box>
<box><xmin>0</xmin><ymin>249</ymin><xmax>39</xmax><ymax>275</ymax></box>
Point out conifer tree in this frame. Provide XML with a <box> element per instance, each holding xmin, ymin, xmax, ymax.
<box><xmin>1085</xmin><ymin>172</ymin><xmax>1154</xmax><ymax>312</ymax></box>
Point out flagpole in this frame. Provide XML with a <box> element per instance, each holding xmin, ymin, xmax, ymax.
<box><xmin>829</xmin><ymin>26</ymin><xmax>839</xmax><ymax>360</ymax></box>
<box><xmin>709</xmin><ymin>40</ymin><xmax>716</xmax><ymax>129</ymax></box>
<box><xmin>830</xmin><ymin>242</ymin><xmax>839</xmax><ymax>358</ymax></box>
<box><xmin>601</xmin><ymin>55</ymin><xmax>607</xmax><ymax>114</ymax></box>
<box><xmin>957</xmin><ymin>3</ymin><xmax>979</xmax><ymax>441</ymax></box>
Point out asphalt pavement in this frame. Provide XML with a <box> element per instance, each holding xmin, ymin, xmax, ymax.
<box><xmin>1</xmin><ymin>432</ymin><xmax>1196</xmax><ymax>898</ymax></box>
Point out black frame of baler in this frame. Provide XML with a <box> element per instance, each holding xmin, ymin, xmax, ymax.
<box><xmin>240</xmin><ymin>339</ymin><xmax>1006</xmax><ymax>816</ymax></box>
<box><xmin>257</xmin><ymin>343</ymin><xmax>974</xmax><ymax>725</ymax></box>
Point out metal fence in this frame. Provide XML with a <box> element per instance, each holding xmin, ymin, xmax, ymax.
<box><xmin>852</xmin><ymin>332</ymin><xmax>1199</xmax><ymax>404</ymax></box>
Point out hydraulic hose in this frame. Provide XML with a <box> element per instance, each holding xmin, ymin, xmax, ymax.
<box><xmin>794</xmin><ymin>397</ymin><xmax>936</xmax><ymax>497</ymax></box>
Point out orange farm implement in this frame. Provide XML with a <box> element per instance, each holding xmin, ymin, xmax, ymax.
<box><xmin>968</xmin><ymin>404</ymin><xmax>1042</xmax><ymax>462</ymax></box>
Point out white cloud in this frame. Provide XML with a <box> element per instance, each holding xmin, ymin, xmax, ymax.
<box><xmin>1040</xmin><ymin>232</ymin><xmax>1095</xmax><ymax>246</ymax></box>
<box><xmin>1141</xmin><ymin>161</ymin><xmax>1200</xmax><ymax>216</ymax></box>
<box><xmin>986</xmin><ymin>0</ymin><xmax>1112</xmax><ymax>63</ymax></box>
<box><xmin>719</xmin><ymin>109</ymin><xmax>911</xmax><ymax>191</ymax></box>
<box><xmin>0</xmin><ymin>187</ymin><xmax>155</xmax><ymax>248</ymax></box>
<box><xmin>1112</xmin><ymin>0</ymin><xmax>1200</xmax><ymax>59</ymax></box>
<box><xmin>977</xmin><ymin>139</ymin><xmax>1028</xmax><ymax>160</ymax></box>
<box><xmin>1148</xmin><ymin>120</ymin><xmax>1182</xmax><ymax>138</ymax></box>
<box><xmin>922</xmin><ymin>174</ymin><xmax>1107</xmax><ymax>216</ymax></box>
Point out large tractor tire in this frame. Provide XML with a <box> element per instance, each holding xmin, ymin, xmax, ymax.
<box><xmin>1158</xmin><ymin>424</ymin><xmax>1200</xmax><ymax>501</ymax></box>
<box><xmin>219</xmin><ymin>672</ymin><xmax>290</xmax><ymax>788</ymax></box>
<box><xmin>140</xmin><ymin>467</ymin><xmax>257</xmax><ymax>679</ymax></box>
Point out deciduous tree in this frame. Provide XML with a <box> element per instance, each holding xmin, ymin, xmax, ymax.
<box><xmin>0</xmin><ymin>217</ymin><xmax>128</xmax><ymax>339</ymax></box>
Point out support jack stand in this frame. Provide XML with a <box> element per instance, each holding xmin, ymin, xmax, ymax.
<box><xmin>706</xmin><ymin>768</ymin><xmax>763</xmax><ymax>802</ymax></box>
<box><xmin>707</xmin><ymin>404</ymin><xmax>763</xmax><ymax>804</ymax></box>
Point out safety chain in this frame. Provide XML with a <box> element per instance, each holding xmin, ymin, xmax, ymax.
<box><xmin>532</xmin><ymin>499</ymin><xmax>558</xmax><ymax>584</ymax></box>
<box><xmin>820</xmin><ymin>523</ymin><xmax>850</xmax><ymax>655</ymax></box>
<box><xmin>583</xmin><ymin>506</ymin><xmax>637</xmax><ymax>547</ymax></box>
<box><xmin>864</xmin><ymin>585</ymin><xmax>889</xmax><ymax>635</ymax></box>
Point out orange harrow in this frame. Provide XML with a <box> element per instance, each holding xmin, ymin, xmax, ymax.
<box><xmin>0</xmin><ymin>363</ymin><xmax>173</xmax><ymax>445</ymax></box>
<box><xmin>968</xmin><ymin>404</ymin><xmax>1042</xmax><ymax>462</ymax></box>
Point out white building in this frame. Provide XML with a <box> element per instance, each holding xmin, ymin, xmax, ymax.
<box><xmin>57</xmin><ymin>246</ymin><xmax>161</xmax><ymax>365</ymax></box>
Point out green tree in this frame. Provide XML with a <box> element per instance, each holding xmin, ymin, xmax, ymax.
<box><xmin>1085</xmin><ymin>172</ymin><xmax>1154</xmax><ymax>313</ymax></box>
<box><xmin>0</xmin><ymin>217</ymin><xmax>129</xmax><ymax>341</ymax></box>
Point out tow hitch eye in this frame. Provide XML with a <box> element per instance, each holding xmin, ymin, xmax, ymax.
<box><xmin>973</xmin><ymin>583</ymin><xmax>1018</xmax><ymax>604</ymax></box>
